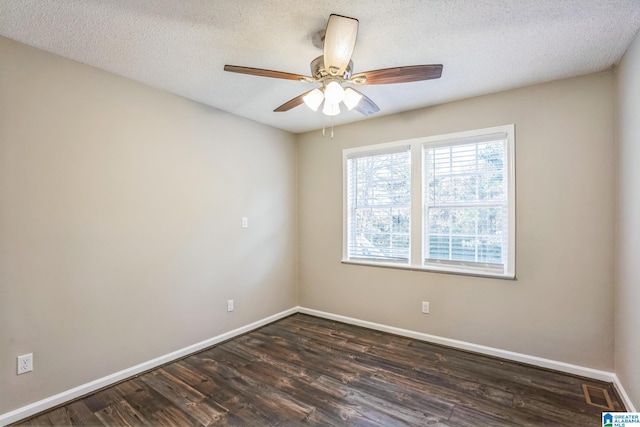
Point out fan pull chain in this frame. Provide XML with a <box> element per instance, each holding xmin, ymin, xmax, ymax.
<box><xmin>329</xmin><ymin>116</ymin><xmax>334</xmax><ymax>139</ymax></box>
<box><xmin>320</xmin><ymin>118</ymin><xmax>335</xmax><ymax>139</ymax></box>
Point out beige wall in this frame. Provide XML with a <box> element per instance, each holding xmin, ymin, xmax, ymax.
<box><xmin>0</xmin><ymin>31</ymin><xmax>626</xmax><ymax>416</ymax></box>
<box><xmin>616</xmin><ymin>30</ymin><xmax>640</xmax><ymax>409</ymax></box>
<box><xmin>0</xmin><ymin>37</ymin><xmax>297</xmax><ymax>414</ymax></box>
<box><xmin>298</xmin><ymin>72</ymin><xmax>615</xmax><ymax>371</ymax></box>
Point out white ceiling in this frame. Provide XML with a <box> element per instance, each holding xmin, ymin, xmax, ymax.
<box><xmin>1</xmin><ymin>1</ymin><xmax>640</xmax><ymax>133</ymax></box>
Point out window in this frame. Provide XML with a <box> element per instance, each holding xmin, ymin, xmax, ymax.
<box><xmin>345</xmin><ymin>146</ymin><xmax>411</xmax><ymax>263</ymax></box>
<box><xmin>423</xmin><ymin>133</ymin><xmax>513</xmax><ymax>275</ymax></box>
<box><xmin>343</xmin><ymin>125</ymin><xmax>515</xmax><ymax>278</ymax></box>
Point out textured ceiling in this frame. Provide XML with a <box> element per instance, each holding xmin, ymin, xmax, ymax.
<box><xmin>1</xmin><ymin>0</ymin><xmax>640</xmax><ymax>133</ymax></box>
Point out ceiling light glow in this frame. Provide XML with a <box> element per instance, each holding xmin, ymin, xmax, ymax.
<box><xmin>303</xmin><ymin>88</ymin><xmax>324</xmax><ymax>111</ymax></box>
<box><xmin>324</xmin><ymin>81</ymin><xmax>345</xmax><ymax>104</ymax></box>
<box><xmin>343</xmin><ymin>87</ymin><xmax>363</xmax><ymax>110</ymax></box>
<box><xmin>322</xmin><ymin>101</ymin><xmax>340</xmax><ymax>116</ymax></box>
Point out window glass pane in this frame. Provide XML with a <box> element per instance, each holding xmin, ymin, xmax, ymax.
<box><xmin>347</xmin><ymin>149</ymin><xmax>410</xmax><ymax>262</ymax></box>
<box><xmin>391</xmin><ymin>207</ymin><xmax>411</xmax><ymax>233</ymax></box>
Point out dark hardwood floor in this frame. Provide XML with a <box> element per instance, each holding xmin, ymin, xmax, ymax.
<box><xmin>14</xmin><ymin>314</ymin><xmax>624</xmax><ymax>426</ymax></box>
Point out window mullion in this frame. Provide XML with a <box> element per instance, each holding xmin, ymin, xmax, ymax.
<box><xmin>410</xmin><ymin>141</ymin><xmax>422</xmax><ymax>266</ymax></box>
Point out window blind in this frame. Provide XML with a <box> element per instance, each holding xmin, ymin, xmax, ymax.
<box><xmin>423</xmin><ymin>136</ymin><xmax>508</xmax><ymax>273</ymax></box>
<box><xmin>346</xmin><ymin>147</ymin><xmax>411</xmax><ymax>263</ymax></box>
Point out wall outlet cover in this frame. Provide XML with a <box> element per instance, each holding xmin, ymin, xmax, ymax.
<box><xmin>17</xmin><ymin>353</ymin><xmax>33</xmax><ymax>375</ymax></box>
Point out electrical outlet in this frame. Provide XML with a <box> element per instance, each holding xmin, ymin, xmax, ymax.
<box><xmin>227</xmin><ymin>299</ymin><xmax>234</xmax><ymax>312</ymax></box>
<box><xmin>422</xmin><ymin>301</ymin><xmax>430</xmax><ymax>314</ymax></box>
<box><xmin>17</xmin><ymin>353</ymin><xmax>33</xmax><ymax>375</ymax></box>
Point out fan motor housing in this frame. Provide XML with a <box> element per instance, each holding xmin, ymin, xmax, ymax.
<box><xmin>311</xmin><ymin>56</ymin><xmax>353</xmax><ymax>80</ymax></box>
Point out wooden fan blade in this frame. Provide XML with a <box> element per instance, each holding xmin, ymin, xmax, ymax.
<box><xmin>274</xmin><ymin>90</ymin><xmax>314</xmax><ymax>112</ymax></box>
<box><xmin>348</xmin><ymin>88</ymin><xmax>380</xmax><ymax>116</ymax></box>
<box><xmin>323</xmin><ymin>14</ymin><xmax>358</xmax><ymax>77</ymax></box>
<box><xmin>224</xmin><ymin>65</ymin><xmax>310</xmax><ymax>81</ymax></box>
<box><xmin>351</xmin><ymin>64</ymin><xmax>443</xmax><ymax>85</ymax></box>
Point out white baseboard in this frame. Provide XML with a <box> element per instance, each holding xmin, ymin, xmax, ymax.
<box><xmin>0</xmin><ymin>307</ymin><xmax>297</xmax><ymax>427</ymax></box>
<box><xmin>298</xmin><ymin>307</ymin><xmax>640</xmax><ymax>411</ymax></box>
<box><xmin>3</xmin><ymin>305</ymin><xmax>637</xmax><ymax>426</ymax></box>
<box><xmin>613</xmin><ymin>374</ymin><xmax>637</xmax><ymax>412</ymax></box>
<box><xmin>298</xmin><ymin>307</ymin><xmax>617</xmax><ymax>382</ymax></box>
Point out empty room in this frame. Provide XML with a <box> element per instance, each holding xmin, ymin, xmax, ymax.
<box><xmin>1</xmin><ymin>1</ymin><xmax>640</xmax><ymax>426</ymax></box>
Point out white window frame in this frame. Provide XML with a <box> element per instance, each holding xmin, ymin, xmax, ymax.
<box><xmin>343</xmin><ymin>124</ymin><xmax>515</xmax><ymax>279</ymax></box>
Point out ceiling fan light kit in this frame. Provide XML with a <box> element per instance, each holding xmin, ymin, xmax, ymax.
<box><xmin>343</xmin><ymin>87</ymin><xmax>363</xmax><ymax>110</ymax></box>
<box><xmin>324</xmin><ymin>81</ymin><xmax>345</xmax><ymax>104</ymax></box>
<box><xmin>224</xmin><ymin>13</ymin><xmax>443</xmax><ymax>119</ymax></box>
<box><xmin>302</xmin><ymin>88</ymin><xmax>324</xmax><ymax>111</ymax></box>
<box><xmin>300</xmin><ymin>79</ymin><xmax>362</xmax><ymax>116</ymax></box>
<box><xmin>322</xmin><ymin>101</ymin><xmax>340</xmax><ymax>116</ymax></box>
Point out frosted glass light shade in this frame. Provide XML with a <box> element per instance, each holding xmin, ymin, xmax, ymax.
<box><xmin>322</xmin><ymin>101</ymin><xmax>340</xmax><ymax>116</ymax></box>
<box><xmin>303</xmin><ymin>88</ymin><xmax>324</xmax><ymax>111</ymax></box>
<box><xmin>343</xmin><ymin>87</ymin><xmax>363</xmax><ymax>110</ymax></box>
<box><xmin>324</xmin><ymin>81</ymin><xmax>345</xmax><ymax>104</ymax></box>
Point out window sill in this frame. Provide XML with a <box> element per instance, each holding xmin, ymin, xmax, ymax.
<box><xmin>341</xmin><ymin>259</ymin><xmax>516</xmax><ymax>280</ymax></box>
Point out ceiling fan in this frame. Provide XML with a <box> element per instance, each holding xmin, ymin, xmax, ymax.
<box><xmin>224</xmin><ymin>14</ymin><xmax>443</xmax><ymax>117</ymax></box>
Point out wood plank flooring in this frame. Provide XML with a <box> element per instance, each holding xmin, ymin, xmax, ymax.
<box><xmin>14</xmin><ymin>314</ymin><xmax>624</xmax><ymax>426</ymax></box>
